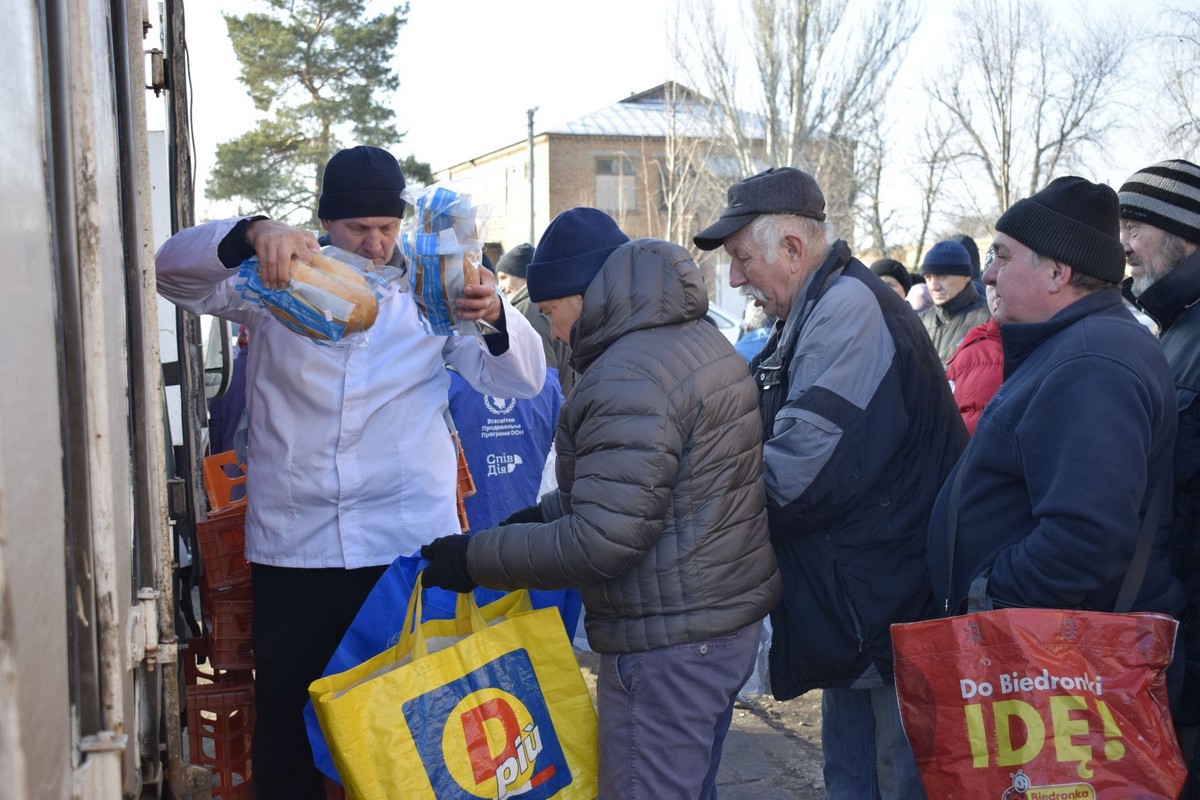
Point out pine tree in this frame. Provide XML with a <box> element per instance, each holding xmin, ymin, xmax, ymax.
<box><xmin>207</xmin><ymin>0</ymin><xmax>425</xmax><ymax>226</ymax></box>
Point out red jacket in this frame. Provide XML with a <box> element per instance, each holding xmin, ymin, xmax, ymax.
<box><xmin>945</xmin><ymin>317</ymin><xmax>1002</xmax><ymax>435</ymax></box>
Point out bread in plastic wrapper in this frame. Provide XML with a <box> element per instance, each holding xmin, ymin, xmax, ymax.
<box><xmin>399</xmin><ymin>182</ymin><xmax>493</xmax><ymax>337</ymax></box>
<box><xmin>237</xmin><ymin>246</ymin><xmax>396</xmax><ymax>346</ymax></box>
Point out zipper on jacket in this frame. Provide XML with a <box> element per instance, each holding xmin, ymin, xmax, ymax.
<box><xmin>828</xmin><ymin>536</ymin><xmax>867</xmax><ymax>653</ymax></box>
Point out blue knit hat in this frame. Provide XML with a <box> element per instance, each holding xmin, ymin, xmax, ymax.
<box><xmin>950</xmin><ymin>233</ymin><xmax>982</xmax><ymax>279</ymax></box>
<box><xmin>921</xmin><ymin>240</ymin><xmax>973</xmax><ymax>277</ymax></box>
<box><xmin>318</xmin><ymin>146</ymin><xmax>407</xmax><ymax>220</ymax></box>
<box><xmin>527</xmin><ymin>208</ymin><xmax>630</xmax><ymax>302</ymax></box>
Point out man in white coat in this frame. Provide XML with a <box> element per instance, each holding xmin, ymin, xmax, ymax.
<box><xmin>155</xmin><ymin>146</ymin><xmax>545</xmax><ymax>799</ymax></box>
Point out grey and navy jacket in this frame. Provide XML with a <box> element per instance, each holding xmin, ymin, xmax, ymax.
<box><xmin>468</xmin><ymin>238</ymin><xmax>781</xmax><ymax>654</ymax></box>
<box><xmin>752</xmin><ymin>240</ymin><xmax>966</xmax><ymax>700</ymax></box>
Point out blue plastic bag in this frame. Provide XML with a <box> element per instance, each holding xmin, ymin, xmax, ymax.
<box><xmin>305</xmin><ymin>551</ymin><xmax>583</xmax><ymax>784</ymax></box>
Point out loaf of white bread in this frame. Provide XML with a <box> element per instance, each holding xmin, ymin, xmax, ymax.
<box><xmin>262</xmin><ymin>251</ymin><xmax>379</xmax><ymax>341</ymax></box>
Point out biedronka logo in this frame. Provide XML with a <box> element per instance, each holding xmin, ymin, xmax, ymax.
<box><xmin>1000</xmin><ymin>769</ymin><xmax>1095</xmax><ymax>800</ymax></box>
<box><xmin>402</xmin><ymin>648</ymin><xmax>574</xmax><ymax>799</ymax></box>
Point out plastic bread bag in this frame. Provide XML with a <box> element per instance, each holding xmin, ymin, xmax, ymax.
<box><xmin>236</xmin><ymin>245</ymin><xmax>398</xmax><ymax>346</ymax></box>
<box><xmin>399</xmin><ymin>182</ymin><xmax>494</xmax><ymax>337</ymax></box>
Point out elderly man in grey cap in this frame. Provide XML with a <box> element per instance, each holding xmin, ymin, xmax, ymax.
<box><xmin>694</xmin><ymin>167</ymin><xmax>966</xmax><ymax>800</ymax></box>
<box><xmin>1118</xmin><ymin>159</ymin><xmax>1200</xmax><ymax>798</ymax></box>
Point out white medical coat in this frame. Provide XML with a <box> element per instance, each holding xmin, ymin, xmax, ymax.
<box><xmin>156</xmin><ymin>218</ymin><xmax>546</xmax><ymax>568</ymax></box>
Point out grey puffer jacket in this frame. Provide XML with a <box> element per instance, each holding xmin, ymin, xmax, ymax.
<box><xmin>467</xmin><ymin>238</ymin><xmax>781</xmax><ymax>653</ymax></box>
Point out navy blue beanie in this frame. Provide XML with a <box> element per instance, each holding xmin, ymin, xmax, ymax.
<box><xmin>318</xmin><ymin>146</ymin><xmax>407</xmax><ymax>220</ymax></box>
<box><xmin>921</xmin><ymin>240</ymin><xmax>973</xmax><ymax>277</ymax></box>
<box><xmin>950</xmin><ymin>234</ymin><xmax>982</xmax><ymax>279</ymax></box>
<box><xmin>527</xmin><ymin>208</ymin><xmax>630</xmax><ymax>302</ymax></box>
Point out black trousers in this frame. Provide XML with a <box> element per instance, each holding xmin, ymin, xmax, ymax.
<box><xmin>250</xmin><ymin>563</ymin><xmax>386</xmax><ymax>800</ymax></box>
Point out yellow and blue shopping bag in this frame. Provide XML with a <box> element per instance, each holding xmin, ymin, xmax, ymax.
<box><xmin>308</xmin><ymin>574</ymin><xmax>598</xmax><ymax>800</ymax></box>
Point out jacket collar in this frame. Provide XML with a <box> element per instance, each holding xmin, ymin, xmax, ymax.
<box><xmin>753</xmin><ymin>240</ymin><xmax>852</xmax><ymax>388</ymax></box>
<box><xmin>1122</xmin><ymin>247</ymin><xmax>1200</xmax><ymax>334</ymax></box>
<box><xmin>933</xmin><ymin>279</ymin><xmax>982</xmax><ymax>320</ymax></box>
<box><xmin>510</xmin><ymin>284</ymin><xmax>530</xmax><ymax>307</ymax></box>
<box><xmin>1000</xmin><ymin>288</ymin><xmax>1124</xmax><ymax>378</ymax></box>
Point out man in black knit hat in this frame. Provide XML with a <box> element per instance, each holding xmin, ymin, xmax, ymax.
<box><xmin>927</xmin><ymin>176</ymin><xmax>1185</xmax><ymax>665</ymax></box>
<box><xmin>1117</xmin><ymin>159</ymin><xmax>1200</xmax><ymax>798</ymax></box>
<box><xmin>156</xmin><ymin>146</ymin><xmax>546</xmax><ymax>799</ymax></box>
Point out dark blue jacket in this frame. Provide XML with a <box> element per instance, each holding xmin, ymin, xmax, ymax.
<box><xmin>928</xmin><ymin>289</ymin><xmax>1184</xmax><ymax>617</ymax></box>
<box><xmin>754</xmin><ymin>241</ymin><xmax>966</xmax><ymax>699</ymax></box>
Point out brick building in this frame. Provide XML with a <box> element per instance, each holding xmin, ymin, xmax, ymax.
<box><xmin>437</xmin><ymin>82</ymin><xmax>853</xmax><ymax>312</ymax></box>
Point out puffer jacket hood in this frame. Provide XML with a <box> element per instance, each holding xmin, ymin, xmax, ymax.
<box><xmin>570</xmin><ymin>238</ymin><xmax>709</xmax><ymax>371</ymax></box>
<box><xmin>468</xmin><ymin>237</ymin><xmax>780</xmax><ymax>653</ymax></box>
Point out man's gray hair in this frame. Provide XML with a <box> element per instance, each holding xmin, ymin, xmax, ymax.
<box><xmin>748</xmin><ymin>214</ymin><xmax>832</xmax><ymax>266</ymax></box>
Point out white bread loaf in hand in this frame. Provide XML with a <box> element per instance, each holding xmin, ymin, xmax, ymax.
<box><xmin>263</xmin><ymin>251</ymin><xmax>379</xmax><ymax>340</ymax></box>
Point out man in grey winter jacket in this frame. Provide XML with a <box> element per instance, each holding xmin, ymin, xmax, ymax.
<box><xmin>422</xmin><ymin>207</ymin><xmax>781</xmax><ymax>799</ymax></box>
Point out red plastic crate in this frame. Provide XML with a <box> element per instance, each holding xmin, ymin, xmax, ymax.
<box><xmin>182</xmin><ymin>637</ymin><xmax>209</xmax><ymax>686</ymax></box>
<box><xmin>453</xmin><ymin>431</ymin><xmax>475</xmax><ymax>532</ymax></box>
<box><xmin>183</xmin><ymin>637</ymin><xmax>253</xmax><ymax>688</ymax></box>
<box><xmin>196</xmin><ymin>512</ymin><xmax>251</xmax><ymax>590</ymax></box>
<box><xmin>203</xmin><ymin>450</ymin><xmax>247</xmax><ymax>517</ymax></box>
<box><xmin>205</xmin><ymin>586</ymin><xmax>254</xmax><ymax>671</ymax></box>
<box><xmin>186</xmin><ymin>681</ymin><xmax>254</xmax><ymax>799</ymax></box>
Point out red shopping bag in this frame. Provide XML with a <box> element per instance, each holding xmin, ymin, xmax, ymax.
<box><xmin>892</xmin><ymin>608</ymin><xmax>1185</xmax><ymax>799</ymax></box>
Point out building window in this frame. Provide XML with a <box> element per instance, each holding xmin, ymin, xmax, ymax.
<box><xmin>595</xmin><ymin>157</ymin><xmax>637</xmax><ymax>213</ymax></box>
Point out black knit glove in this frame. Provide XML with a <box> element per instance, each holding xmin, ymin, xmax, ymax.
<box><xmin>500</xmin><ymin>503</ymin><xmax>544</xmax><ymax>525</ymax></box>
<box><xmin>420</xmin><ymin>535</ymin><xmax>477</xmax><ymax>593</ymax></box>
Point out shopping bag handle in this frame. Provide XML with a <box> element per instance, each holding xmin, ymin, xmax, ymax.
<box><xmin>392</xmin><ymin>573</ymin><xmax>426</xmax><ymax>661</ymax></box>
<box><xmin>399</xmin><ymin>574</ymin><xmax>537</xmax><ymax>662</ymax></box>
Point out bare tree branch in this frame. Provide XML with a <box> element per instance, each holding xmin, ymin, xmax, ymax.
<box><xmin>1159</xmin><ymin>8</ymin><xmax>1200</xmax><ymax>158</ymax></box>
<box><xmin>926</xmin><ymin>0</ymin><xmax>1127</xmax><ymax>214</ymax></box>
<box><xmin>908</xmin><ymin>117</ymin><xmax>959</xmax><ymax>267</ymax></box>
<box><xmin>678</xmin><ymin>0</ymin><xmax>920</xmax><ymax>245</ymax></box>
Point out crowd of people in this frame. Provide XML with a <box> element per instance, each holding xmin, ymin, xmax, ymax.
<box><xmin>157</xmin><ymin>146</ymin><xmax>1200</xmax><ymax>799</ymax></box>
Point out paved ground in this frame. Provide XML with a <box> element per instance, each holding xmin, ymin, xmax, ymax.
<box><xmin>573</xmin><ymin>649</ymin><xmax>827</xmax><ymax>799</ymax></box>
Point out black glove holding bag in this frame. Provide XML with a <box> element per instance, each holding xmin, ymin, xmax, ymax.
<box><xmin>420</xmin><ymin>534</ymin><xmax>477</xmax><ymax>593</ymax></box>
